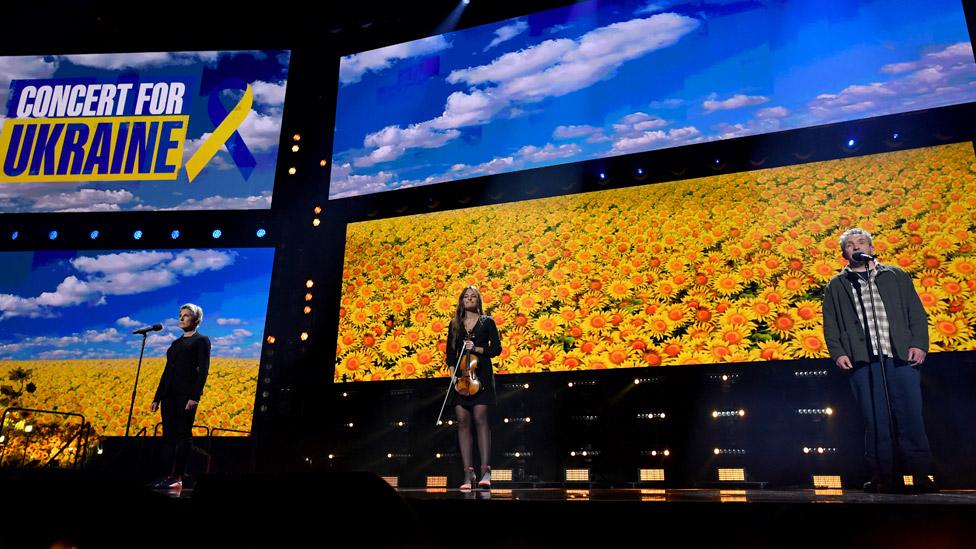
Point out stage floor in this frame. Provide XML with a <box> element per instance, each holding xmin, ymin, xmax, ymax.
<box><xmin>395</xmin><ymin>486</ymin><xmax>976</xmax><ymax>504</ymax></box>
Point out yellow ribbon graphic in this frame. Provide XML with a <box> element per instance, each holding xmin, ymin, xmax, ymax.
<box><xmin>184</xmin><ymin>84</ymin><xmax>253</xmax><ymax>182</ymax></box>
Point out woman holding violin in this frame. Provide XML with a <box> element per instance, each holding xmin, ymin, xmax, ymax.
<box><xmin>446</xmin><ymin>286</ymin><xmax>502</xmax><ymax>490</ymax></box>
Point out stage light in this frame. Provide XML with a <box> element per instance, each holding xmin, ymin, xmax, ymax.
<box><xmin>133</xmin><ymin>230</ymin><xmax>142</xmax><ymax>240</ymax></box>
<box><xmin>492</xmin><ymin>469</ymin><xmax>513</xmax><ymax>481</ymax></box>
<box><xmin>300</xmin><ymin>332</ymin><xmax>309</xmax><ymax>341</ymax></box>
<box><xmin>329</xmin><ymin>454</ymin><xmax>335</xmax><ymax>460</ymax></box>
<box><xmin>171</xmin><ymin>230</ymin><xmax>180</xmax><ymax>240</ymax></box>
<box><xmin>305</xmin><ymin>293</ymin><xmax>313</xmax><ymax>301</ymax></box>
<box><xmin>462</xmin><ymin>0</ymin><xmax>470</xmax><ymax>5</ymax></box>
<box><xmin>266</xmin><ymin>336</ymin><xmax>276</xmax><ymax>344</ymax></box>
<box><xmin>397</xmin><ymin>421</ymin><xmax>405</xmax><ymax>427</ymax></box>
<box><xmin>48</xmin><ymin>230</ymin><xmax>58</xmax><ymax>240</ymax></box>
<box><xmin>212</xmin><ymin>229</ymin><xmax>222</xmax><ymax>239</ymax></box>
<box><xmin>96</xmin><ymin>446</ymin><xmax>103</xmax><ymax>455</ymax></box>
<box><xmin>24</xmin><ymin>425</ymin><xmax>33</xmax><ymax>433</ymax></box>
<box><xmin>803</xmin><ymin>447</ymin><xmax>810</xmax><ymax>454</ymax></box>
<box><xmin>292</xmin><ymin>133</ymin><xmax>301</xmax><ymax>141</ymax></box>
<box><xmin>565</xmin><ymin>469</ymin><xmax>590</xmax><ymax>482</ymax></box>
<box><xmin>523</xmin><ymin>383</ymin><xmax>529</xmax><ymax>389</ymax></box>
<box><xmin>813</xmin><ymin>475</ymin><xmax>842</xmax><ymax>489</ymax></box>
<box><xmin>825</xmin><ymin>407</ymin><xmax>833</xmax><ymax>415</ymax></box>
<box><xmin>320</xmin><ymin>160</ymin><xmax>328</xmax><ymax>167</ymax></box>
<box><xmin>892</xmin><ymin>132</ymin><xmax>899</xmax><ymax>140</ymax></box>
<box><xmin>636</xmin><ymin>167</ymin><xmax>644</xmax><ymax>176</ymax></box>
<box><xmin>514</xmin><ymin>452</ymin><xmax>521</xmax><ymax>458</ymax></box>
<box><xmin>718</xmin><ymin>468</ymin><xmax>745</xmax><ymax>481</ymax></box>
<box><xmin>714</xmin><ymin>158</ymin><xmax>720</xmax><ymax>164</ymax></box>
<box><xmin>341</xmin><ymin>392</ymin><xmax>348</xmax><ymax>397</ymax></box>
<box><xmin>387</xmin><ymin>453</ymin><xmax>393</xmax><ymax>459</ymax></box>
<box><xmin>291</xmin><ymin>144</ymin><xmax>300</xmax><ymax>152</ymax></box>
<box><xmin>598</xmin><ymin>172</ymin><xmax>606</xmax><ymax>180</ymax></box>
<box><xmin>570</xmin><ymin>451</ymin><xmax>576</xmax><ymax>456</ymax></box>
<box><xmin>714</xmin><ymin>448</ymin><xmax>720</xmax><ymax>455</ymax></box>
<box><xmin>435</xmin><ymin>453</ymin><xmax>441</xmax><ymax>459</ymax></box>
<box><xmin>288</xmin><ymin>167</ymin><xmax>297</xmax><ymax>175</ymax></box>
<box><xmin>712</xmin><ymin>411</ymin><xmax>719</xmax><ymax>418</ymax></box>
<box><xmin>663</xmin><ymin>450</ymin><xmax>670</xmax><ymax>456</ymax></box>
<box><xmin>0</xmin><ymin>435</ymin><xmax>4</xmax><ymax>443</ymax></box>
<box><xmin>306</xmin><ymin>280</ymin><xmax>314</xmax><ymax>288</ymax></box>
<box><xmin>314</xmin><ymin>206</ymin><xmax>322</xmax><ymax>215</ymax></box>
<box><xmin>10</xmin><ymin>231</ymin><xmax>18</xmax><ymax>241</ymax></box>
<box><xmin>639</xmin><ymin>469</ymin><xmax>665</xmax><ymax>481</ymax></box>
<box><xmin>256</xmin><ymin>228</ymin><xmax>267</xmax><ymax>238</ymax></box>
<box><xmin>568</xmin><ymin>382</ymin><xmax>574</xmax><ymax>387</ymax></box>
<box><xmin>525</xmin><ymin>417</ymin><xmax>531</xmax><ymax>422</ymax></box>
<box><xmin>313</xmin><ymin>218</ymin><xmax>321</xmax><ymax>227</ymax></box>
<box><xmin>847</xmin><ymin>139</ymin><xmax>855</xmax><ymax>147</ymax></box>
<box><xmin>738</xmin><ymin>409</ymin><xmax>745</xmax><ymax>417</ymax></box>
<box><xmin>303</xmin><ymin>306</ymin><xmax>312</xmax><ymax>315</ymax></box>
<box><xmin>89</xmin><ymin>230</ymin><xmax>100</xmax><ymax>240</ymax></box>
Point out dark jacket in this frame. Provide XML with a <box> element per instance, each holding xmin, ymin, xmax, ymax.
<box><xmin>822</xmin><ymin>264</ymin><xmax>928</xmax><ymax>364</ymax></box>
<box><xmin>154</xmin><ymin>332</ymin><xmax>211</xmax><ymax>402</ymax></box>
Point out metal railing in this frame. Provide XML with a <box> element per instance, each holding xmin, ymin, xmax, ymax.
<box><xmin>0</xmin><ymin>407</ymin><xmax>92</xmax><ymax>469</ymax></box>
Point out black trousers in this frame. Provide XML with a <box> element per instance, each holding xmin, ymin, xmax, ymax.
<box><xmin>160</xmin><ymin>396</ymin><xmax>198</xmax><ymax>476</ymax></box>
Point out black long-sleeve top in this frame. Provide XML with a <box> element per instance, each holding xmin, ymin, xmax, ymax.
<box><xmin>154</xmin><ymin>332</ymin><xmax>211</xmax><ymax>402</ymax></box>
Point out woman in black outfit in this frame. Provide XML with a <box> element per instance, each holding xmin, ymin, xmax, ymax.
<box><xmin>446</xmin><ymin>286</ymin><xmax>502</xmax><ymax>490</ymax></box>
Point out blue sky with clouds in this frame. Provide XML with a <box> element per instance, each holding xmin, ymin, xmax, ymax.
<box><xmin>330</xmin><ymin>0</ymin><xmax>976</xmax><ymax>199</ymax></box>
<box><xmin>0</xmin><ymin>50</ymin><xmax>289</xmax><ymax>213</ymax></box>
<box><xmin>0</xmin><ymin>248</ymin><xmax>274</xmax><ymax>360</ymax></box>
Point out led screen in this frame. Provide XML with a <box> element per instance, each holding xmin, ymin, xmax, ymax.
<box><xmin>336</xmin><ymin>142</ymin><xmax>976</xmax><ymax>381</ymax></box>
<box><xmin>331</xmin><ymin>0</ymin><xmax>976</xmax><ymax>199</ymax></box>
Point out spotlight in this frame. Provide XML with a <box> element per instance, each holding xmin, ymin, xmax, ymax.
<box><xmin>523</xmin><ymin>383</ymin><xmax>529</xmax><ymax>389</ymax></box>
<box><xmin>598</xmin><ymin>172</ymin><xmax>606</xmax><ymax>180</ymax></box>
<box><xmin>300</xmin><ymin>332</ymin><xmax>309</xmax><ymax>341</ymax></box>
<box><xmin>319</xmin><ymin>159</ymin><xmax>328</xmax><ymax>167</ymax></box>
<box><xmin>303</xmin><ymin>306</ymin><xmax>312</xmax><ymax>315</ymax></box>
<box><xmin>89</xmin><ymin>230</ymin><xmax>100</xmax><ymax>240</ymax></box>
<box><xmin>48</xmin><ymin>230</ymin><xmax>58</xmax><ymax>240</ymax></box>
<box><xmin>133</xmin><ymin>230</ymin><xmax>143</xmax><ymax>240</ymax></box>
<box><xmin>256</xmin><ymin>228</ymin><xmax>267</xmax><ymax>238</ymax></box>
<box><xmin>306</xmin><ymin>280</ymin><xmax>314</xmax><ymax>288</ymax></box>
<box><xmin>312</xmin><ymin>218</ymin><xmax>321</xmax><ymax>227</ymax></box>
<box><xmin>314</xmin><ymin>206</ymin><xmax>322</xmax><ymax>214</ymax></box>
<box><xmin>825</xmin><ymin>407</ymin><xmax>833</xmax><ymax>415</ymax></box>
<box><xmin>292</xmin><ymin>134</ymin><xmax>301</xmax><ymax>141</ymax></box>
<box><xmin>568</xmin><ymin>382</ymin><xmax>574</xmax><ymax>387</ymax></box>
<box><xmin>463</xmin><ymin>0</ymin><xmax>470</xmax><ymax>5</ymax></box>
<box><xmin>266</xmin><ymin>336</ymin><xmax>276</xmax><ymax>344</ymax></box>
<box><xmin>10</xmin><ymin>231</ymin><xmax>18</xmax><ymax>241</ymax></box>
<box><xmin>847</xmin><ymin>139</ymin><xmax>855</xmax><ymax>147</ymax></box>
<box><xmin>305</xmin><ymin>293</ymin><xmax>313</xmax><ymax>301</ymax></box>
<box><xmin>288</xmin><ymin>167</ymin><xmax>297</xmax><ymax>175</ymax></box>
<box><xmin>212</xmin><ymin>229</ymin><xmax>222</xmax><ymax>239</ymax></box>
<box><xmin>714</xmin><ymin>158</ymin><xmax>720</xmax><ymax>164</ymax></box>
<box><xmin>171</xmin><ymin>230</ymin><xmax>181</xmax><ymax>240</ymax></box>
<box><xmin>892</xmin><ymin>133</ymin><xmax>899</xmax><ymax>140</ymax></box>
<box><xmin>291</xmin><ymin>144</ymin><xmax>300</xmax><ymax>152</ymax></box>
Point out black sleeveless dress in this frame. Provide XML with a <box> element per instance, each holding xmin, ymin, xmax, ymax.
<box><xmin>445</xmin><ymin>315</ymin><xmax>502</xmax><ymax>407</ymax></box>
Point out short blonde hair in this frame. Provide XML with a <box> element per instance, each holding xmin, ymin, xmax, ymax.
<box><xmin>180</xmin><ymin>303</ymin><xmax>203</xmax><ymax>326</ymax></box>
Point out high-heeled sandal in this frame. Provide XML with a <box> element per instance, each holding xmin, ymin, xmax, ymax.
<box><xmin>460</xmin><ymin>467</ymin><xmax>476</xmax><ymax>490</ymax></box>
<box><xmin>478</xmin><ymin>466</ymin><xmax>491</xmax><ymax>489</ymax></box>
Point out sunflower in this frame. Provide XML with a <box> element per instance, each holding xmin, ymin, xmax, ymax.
<box><xmin>929</xmin><ymin>313</ymin><xmax>974</xmax><ymax>346</ymax></box>
<box><xmin>664</xmin><ymin>303</ymin><xmax>691</xmax><ymax>324</ymax></box>
<box><xmin>712</xmin><ymin>272</ymin><xmax>744</xmax><ymax>296</ymax></box>
<box><xmin>532</xmin><ymin>314</ymin><xmax>564</xmax><ymax>339</ymax></box>
<box><xmin>645</xmin><ymin>316</ymin><xmax>674</xmax><ymax>340</ymax></box>
<box><xmin>511</xmin><ymin>348</ymin><xmax>544</xmax><ymax>373</ymax></box>
<box><xmin>778</xmin><ymin>274</ymin><xmax>811</xmax><ymax>297</ymax></box>
<box><xmin>379</xmin><ymin>335</ymin><xmax>409</xmax><ymax>361</ymax></box>
<box><xmin>685</xmin><ymin>322</ymin><xmax>715</xmax><ymax>341</ymax></box>
<box><xmin>916</xmin><ymin>286</ymin><xmax>948</xmax><ymax>313</ymax></box>
<box><xmin>655</xmin><ymin>280</ymin><xmax>680</xmax><ymax>300</ymax></box>
<box><xmin>717</xmin><ymin>325</ymin><xmax>750</xmax><ymax>347</ymax></box>
<box><xmin>397</xmin><ymin>357</ymin><xmax>419</xmax><ymax>378</ymax></box>
<box><xmin>579</xmin><ymin>290</ymin><xmax>607</xmax><ymax>310</ymax></box>
<box><xmin>582</xmin><ymin>354</ymin><xmax>611</xmax><ymax>370</ymax></box>
<box><xmin>414</xmin><ymin>347</ymin><xmax>440</xmax><ymax>371</ymax></box>
<box><xmin>719</xmin><ymin>306</ymin><xmax>755</xmax><ymax>328</ymax></box>
<box><xmin>339</xmin><ymin>351</ymin><xmax>375</xmax><ymax>376</ymax></box>
<box><xmin>769</xmin><ymin>311</ymin><xmax>800</xmax><ymax>337</ymax></box>
<box><xmin>792</xmin><ymin>300</ymin><xmax>822</xmax><ymax>325</ymax></box>
<box><xmin>607</xmin><ymin>279</ymin><xmax>633</xmax><ymax>299</ymax></box>
<box><xmin>792</xmin><ymin>330</ymin><xmax>828</xmax><ymax>359</ymax></box>
<box><xmin>426</xmin><ymin>318</ymin><xmax>449</xmax><ymax>338</ymax></box>
<box><xmin>349</xmin><ymin>308</ymin><xmax>372</xmax><ymax>327</ymax></box>
<box><xmin>558</xmin><ymin>353</ymin><xmax>584</xmax><ymax>371</ymax></box>
<box><xmin>748</xmin><ymin>298</ymin><xmax>777</xmax><ymax>321</ymax></box>
<box><xmin>336</xmin><ymin>331</ymin><xmax>360</xmax><ymax>355</ymax></box>
<box><xmin>581</xmin><ymin>311</ymin><xmax>613</xmax><ymax>334</ymax></box>
<box><xmin>606</xmin><ymin>344</ymin><xmax>637</xmax><ymax>368</ymax></box>
<box><xmin>948</xmin><ymin>257</ymin><xmax>976</xmax><ymax>279</ymax></box>
<box><xmin>661</xmin><ymin>339</ymin><xmax>684</xmax><ymax>359</ymax></box>
<box><xmin>940</xmin><ymin>276</ymin><xmax>969</xmax><ymax>298</ymax></box>
<box><xmin>576</xmin><ymin>337</ymin><xmax>604</xmax><ymax>355</ymax></box>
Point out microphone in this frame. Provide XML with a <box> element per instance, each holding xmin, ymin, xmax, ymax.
<box><xmin>132</xmin><ymin>323</ymin><xmax>163</xmax><ymax>335</ymax></box>
<box><xmin>851</xmin><ymin>251</ymin><xmax>876</xmax><ymax>262</ymax></box>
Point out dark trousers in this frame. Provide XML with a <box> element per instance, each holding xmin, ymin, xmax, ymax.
<box><xmin>849</xmin><ymin>357</ymin><xmax>933</xmax><ymax>481</ymax></box>
<box><xmin>161</xmin><ymin>396</ymin><xmax>197</xmax><ymax>476</ymax></box>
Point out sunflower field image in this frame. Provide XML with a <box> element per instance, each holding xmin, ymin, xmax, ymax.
<box><xmin>336</xmin><ymin>142</ymin><xmax>976</xmax><ymax>382</ymax></box>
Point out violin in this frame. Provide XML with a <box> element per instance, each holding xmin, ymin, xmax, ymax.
<box><xmin>454</xmin><ymin>333</ymin><xmax>481</xmax><ymax>396</ymax></box>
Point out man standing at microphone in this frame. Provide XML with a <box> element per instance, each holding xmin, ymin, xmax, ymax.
<box><xmin>150</xmin><ymin>303</ymin><xmax>211</xmax><ymax>490</ymax></box>
<box><xmin>822</xmin><ymin>228</ymin><xmax>936</xmax><ymax>493</ymax></box>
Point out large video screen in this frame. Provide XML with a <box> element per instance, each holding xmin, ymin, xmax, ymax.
<box><xmin>0</xmin><ymin>50</ymin><xmax>289</xmax><ymax>212</ymax></box>
<box><xmin>335</xmin><ymin>142</ymin><xmax>976</xmax><ymax>382</ymax></box>
<box><xmin>0</xmin><ymin>248</ymin><xmax>274</xmax><ymax>436</ymax></box>
<box><xmin>330</xmin><ymin>0</ymin><xmax>976</xmax><ymax>199</ymax></box>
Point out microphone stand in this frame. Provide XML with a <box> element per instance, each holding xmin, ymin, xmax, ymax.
<box><xmin>864</xmin><ymin>261</ymin><xmax>899</xmax><ymax>487</ymax></box>
<box><xmin>124</xmin><ymin>332</ymin><xmax>149</xmax><ymax>437</ymax></box>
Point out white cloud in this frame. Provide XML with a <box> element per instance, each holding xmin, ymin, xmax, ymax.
<box><xmin>340</xmin><ymin>36</ymin><xmax>451</xmax><ymax>85</ymax></box>
<box><xmin>216</xmin><ymin>318</ymin><xmax>244</xmax><ymax>326</ymax></box>
<box><xmin>611</xmin><ymin>125</ymin><xmax>702</xmax><ymax>154</ymax></box>
<box><xmin>636</xmin><ymin>2</ymin><xmax>668</xmax><ymax>14</ymax></box>
<box><xmin>449</xmin><ymin>156</ymin><xmax>518</xmax><ymax>178</ymax></box>
<box><xmin>0</xmin><ymin>56</ymin><xmax>59</xmax><ymax>115</ymax></box>
<box><xmin>37</xmin><ymin>349</ymin><xmax>84</xmax><ymax>360</ymax></box>
<box><xmin>612</xmin><ymin>112</ymin><xmax>668</xmax><ymax>137</ymax></box>
<box><xmin>553</xmin><ymin>124</ymin><xmax>601</xmax><ymax>139</ymax></box>
<box><xmin>83</xmin><ymin>328</ymin><xmax>124</xmax><ymax>343</ymax></box>
<box><xmin>329</xmin><ymin>164</ymin><xmax>396</xmax><ymax>198</ymax></box>
<box><xmin>166</xmin><ymin>249</ymin><xmax>236</xmax><ymax>276</ymax></box>
<box><xmin>517</xmin><ymin>143</ymin><xmax>582</xmax><ymax>163</ymax></box>
<box><xmin>28</xmin><ymin>189</ymin><xmax>137</xmax><ymax>213</ymax></box>
<box><xmin>756</xmin><ymin>106</ymin><xmax>789</xmax><ymax>118</ymax></box>
<box><xmin>73</xmin><ymin>251</ymin><xmax>172</xmax><ymax>275</ymax></box>
<box><xmin>348</xmin><ymin>13</ymin><xmax>700</xmax><ymax>168</ymax></box>
<box><xmin>251</xmin><ymin>80</ymin><xmax>287</xmax><ymax>109</ymax></box>
<box><xmin>117</xmin><ymin>316</ymin><xmax>144</xmax><ymax>328</ymax></box>
<box><xmin>159</xmin><ymin>191</ymin><xmax>273</xmax><ymax>211</ymax></box>
<box><xmin>61</xmin><ymin>51</ymin><xmax>218</xmax><ymax>70</ymax></box>
<box><xmin>485</xmin><ymin>20</ymin><xmax>529</xmax><ymax>51</ymax></box>
<box><xmin>808</xmin><ymin>42</ymin><xmax>976</xmax><ymax>122</ymax></box>
<box><xmin>702</xmin><ymin>93</ymin><xmax>769</xmax><ymax>113</ymax></box>
<box><xmin>236</xmin><ymin>109</ymin><xmax>283</xmax><ymax>151</ymax></box>
<box><xmin>647</xmin><ymin>98</ymin><xmax>685</xmax><ymax>109</ymax></box>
